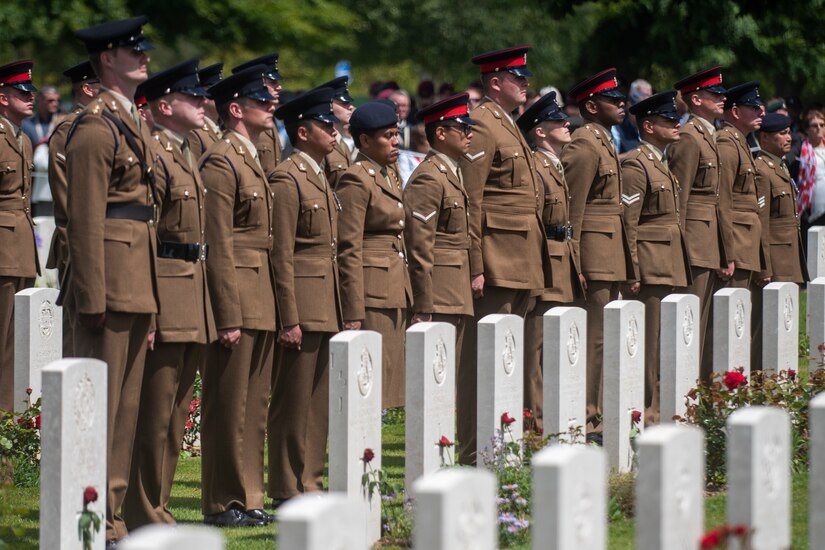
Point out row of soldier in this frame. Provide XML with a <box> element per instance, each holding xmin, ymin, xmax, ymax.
<box><xmin>0</xmin><ymin>15</ymin><xmax>808</xmax><ymax>549</ymax></box>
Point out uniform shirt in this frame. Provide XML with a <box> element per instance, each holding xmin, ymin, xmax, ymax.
<box><xmin>0</xmin><ymin>115</ymin><xmax>38</xmax><ymax>278</ymax></box>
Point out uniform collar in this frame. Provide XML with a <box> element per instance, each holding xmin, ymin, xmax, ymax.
<box><xmin>0</xmin><ymin>115</ymin><xmax>20</xmax><ymax>137</ymax></box>
<box><xmin>204</xmin><ymin>116</ymin><xmax>220</xmax><ymax>135</ymax></box>
<box><xmin>431</xmin><ymin>148</ymin><xmax>459</xmax><ymax>177</ymax></box>
<box><xmin>361</xmin><ymin>153</ymin><xmax>388</xmax><ymax>177</ymax></box>
<box><xmin>155</xmin><ymin>123</ymin><xmax>185</xmax><ymax>150</ymax></box>
<box><xmin>537</xmin><ymin>147</ymin><xmax>561</xmax><ymax>166</ymax></box>
<box><xmin>484</xmin><ymin>95</ymin><xmax>516</xmax><ymax>125</ymax></box>
<box><xmin>294</xmin><ymin>148</ymin><xmax>323</xmax><ymax>177</ymax></box>
<box><xmin>693</xmin><ymin>114</ymin><xmax>717</xmax><ymax>135</ymax></box>
<box><xmin>640</xmin><ymin>140</ymin><xmax>665</xmax><ymax>162</ymax></box>
<box><xmin>101</xmin><ymin>86</ymin><xmax>135</xmax><ymax>114</ymax></box>
<box><xmin>761</xmin><ymin>150</ymin><xmax>785</xmax><ymax>166</ymax></box>
<box><xmin>229</xmin><ymin>129</ymin><xmax>258</xmax><ymax>160</ymax></box>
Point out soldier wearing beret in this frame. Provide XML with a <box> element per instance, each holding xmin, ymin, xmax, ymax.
<box><xmin>122</xmin><ymin>59</ymin><xmax>216</xmax><ymax>529</ymax></box>
<box><xmin>319</xmin><ymin>76</ymin><xmax>355</xmax><ymax>188</ymax></box>
<box><xmin>516</xmin><ymin>91</ymin><xmax>582</xmax><ymax>431</ymax></box>
<box><xmin>561</xmin><ymin>68</ymin><xmax>633</xmax><ymax>434</ymax></box>
<box><xmin>68</xmin><ymin>17</ymin><xmax>159</xmax><ymax>545</ymax></box>
<box><xmin>337</xmin><ymin>101</ymin><xmax>412</xmax><ymax>408</ymax></box>
<box><xmin>666</xmin><ymin>66</ymin><xmax>732</xmax><ymax>381</ymax></box>
<box><xmin>189</xmin><ymin>62</ymin><xmax>224</xmax><ymax>161</ymax></box>
<box><xmin>232</xmin><ymin>53</ymin><xmax>283</xmax><ymax>175</ymax></box>
<box><xmin>199</xmin><ymin>65</ymin><xmax>277</xmax><ymax>527</ymax></box>
<box><xmin>457</xmin><ymin>46</ymin><xmax>549</xmax><ymax>463</ymax></box>
<box><xmin>620</xmin><ymin>91</ymin><xmax>691</xmax><ymax>423</ymax></box>
<box><xmin>0</xmin><ymin>60</ymin><xmax>39</xmax><ymax>413</ymax></box>
<box><xmin>267</xmin><ymin>87</ymin><xmax>342</xmax><ymax>506</ymax></box>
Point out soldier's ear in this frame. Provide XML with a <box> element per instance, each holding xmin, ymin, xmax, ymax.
<box><xmin>584</xmin><ymin>98</ymin><xmax>598</xmax><ymax>116</ymax></box>
<box><xmin>0</xmin><ymin>90</ymin><xmax>8</xmax><ymax>108</ymax></box>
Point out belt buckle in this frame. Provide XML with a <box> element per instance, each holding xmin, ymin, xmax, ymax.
<box><xmin>150</xmin><ymin>204</ymin><xmax>159</xmax><ymax>226</ymax></box>
<box><xmin>564</xmin><ymin>225</ymin><xmax>573</xmax><ymax>241</ymax></box>
<box><xmin>198</xmin><ymin>243</ymin><xmax>208</xmax><ymax>262</ymax></box>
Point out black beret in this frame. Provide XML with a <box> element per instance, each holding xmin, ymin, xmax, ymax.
<box><xmin>63</xmin><ymin>61</ymin><xmax>97</xmax><ymax>84</ymax></box>
<box><xmin>274</xmin><ymin>87</ymin><xmax>336</xmax><ymax>124</ymax></box>
<box><xmin>74</xmin><ymin>16</ymin><xmax>154</xmax><ymax>54</ymax></box>
<box><xmin>209</xmin><ymin>64</ymin><xmax>274</xmax><ymax>106</ymax></box>
<box><xmin>140</xmin><ymin>59</ymin><xmax>208</xmax><ymax>102</ymax></box>
<box><xmin>232</xmin><ymin>53</ymin><xmax>281</xmax><ymax>81</ymax></box>
<box><xmin>516</xmin><ymin>91</ymin><xmax>566</xmax><ymax>134</ymax></box>
<box><xmin>350</xmin><ymin>101</ymin><xmax>398</xmax><ymax>131</ymax></box>
<box><xmin>761</xmin><ymin>113</ymin><xmax>792</xmax><ymax>133</ymax></box>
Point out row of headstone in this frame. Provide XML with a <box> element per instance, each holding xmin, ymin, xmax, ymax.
<box><xmin>13</xmin><ymin>287</ymin><xmax>61</xmax><ymax>410</ymax></box>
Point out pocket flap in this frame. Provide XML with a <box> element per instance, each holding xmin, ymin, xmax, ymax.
<box><xmin>581</xmin><ymin>217</ymin><xmax>616</xmax><ymax>234</ymax></box>
<box><xmin>598</xmin><ymin>163</ymin><xmax>618</xmax><ymax>177</ymax></box>
<box><xmin>685</xmin><ymin>206</ymin><xmax>714</xmax><ymax>222</ymax></box>
<box><xmin>238</xmin><ymin>185</ymin><xmax>263</xmax><ymax>202</ymax></box>
<box><xmin>234</xmin><ymin>247</ymin><xmax>262</xmax><ymax>268</ymax></box>
<box><xmin>0</xmin><ymin>160</ymin><xmax>17</xmax><ymax>173</ymax></box>
<box><xmin>0</xmin><ymin>211</ymin><xmax>15</xmax><ymax>228</ymax></box>
<box><xmin>485</xmin><ymin>211</ymin><xmax>530</xmax><ymax>231</ymax></box>
<box><xmin>499</xmin><ymin>146</ymin><xmax>524</xmax><ymax>162</ymax></box>
<box><xmin>169</xmin><ymin>186</ymin><xmax>195</xmax><ymax>201</ymax></box>
<box><xmin>770</xmin><ymin>185</ymin><xmax>788</xmax><ymax>198</ymax></box>
<box><xmin>363</xmin><ymin>255</ymin><xmax>390</xmax><ymax>268</ymax></box>
<box><xmin>441</xmin><ymin>196</ymin><xmax>464</xmax><ymax>209</ymax></box>
<box><xmin>434</xmin><ymin>248</ymin><xmax>465</xmax><ymax>267</ymax></box>
<box><xmin>157</xmin><ymin>257</ymin><xmax>196</xmax><ymax>277</ymax></box>
<box><xmin>103</xmin><ymin>221</ymin><xmax>133</xmax><ymax>244</ymax></box>
<box><xmin>294</xmin><ymin>256</ymin><xmax>328</xmax><ymax>277</ymax></box>
<box><xmin>698</xmin><ymin>157</ymin><xmax>716</xmax><ymax>170</ymax></box>
<box><xmin>300</xmin><ymin>198</ymin><xmax>326</xmax><ymax>213</ymax></box>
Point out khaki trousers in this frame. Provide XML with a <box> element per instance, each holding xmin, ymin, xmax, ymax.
<box><xmin>201</xmin><ymin>330</ymin><xmax>274</xmax><ymax>514</ymax></box>
<box><xmin>637</xmin><ymin>285</ymin><xmax>674</xmax><ymax>425</ymax></box>
<box><xmin>123</xmin><ymin>341</ymin><xmax>204</xmax><ymax>528</ymax></box>
<box><xmin>523</xmin><ymin>300</ymin><xmax>566</xmax><ymax>432</ymax></box>
<box><xmin>749</xmin><ymin>279</ymin><xmax>764</xmax><ymax>373</ymax></box>
<box><xmin>74</xmin><ymin>311</ymin><xmax>152</xmax><ymax>541</ymax></box>
<box><xmin>688</xmin><ymin>267</ymin><xmax>724</xmax><ymax>383</ymax></box>
<box><xmin>364</xmin><ymin>307</ymin><xmax>407</xmax><ymax>408</ymax></box>
<box><xmin>580</xmin><ymin>280</ymin><xmax>620</xmax><ymax>433</ymax></box>
<box><xmin>0</xmin><ymin>277</ymin><xmax>34</xmax><ymax>412</ymax></box>
<box><xmin>267</xmin><ymin>331</ymin><xmax>331</xmax><ymax>499</ymax></box>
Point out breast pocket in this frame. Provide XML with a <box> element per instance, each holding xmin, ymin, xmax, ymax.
<box><xmin>734</xmin><ymin>165</ymin><xmax>756</xmax><ymax>194</ymax></box>
<box><xmin>438</xmin><ymin>196</ymin><xmax>467</xmax><ymax>234</ymax></box>
<box><xmin>770</xmin><ymin>184</ymin><xmax>794</xmax><ymax>218</ymax></box>
<box><xmin>0</xmin><ymin>158</ymin><xmax>19</xmax><ymax>192</ymax></box>
<box><xmin>299</xmin><ymin>198</ymin><xmax>328</xmax><ymax>237</ymax></box>
<box><xmin>642</xmin><ymin>185</ymin><xmax>674</xmax><ymax>215</ymax></box>
<box><xmin>162</xmin><ymin>186</ymin><xmax>197</xmax><ymax>233</ymax></box>
<box><xmin>593</xmin><ymin>163</ymin><xmax>618</xmax><ymax>199</ymax></box>
<box><xmin>363</xmin><ymin>255</ymin><xmax>390</xmax><ymax>301</ymax></box>
<box><xmin>236</xmin><ymin>186</ymin><xmax>265</xmax><ymax>228</ymax></box>
<box><xmin>498</xmin><ymin>146</ymin><xmax>530</xmax><ymax>188</ymax></box>
<box><xmin>693</xmin><ymin>157</ymin><xmax>717</xmax><ymax>190</ymax></box>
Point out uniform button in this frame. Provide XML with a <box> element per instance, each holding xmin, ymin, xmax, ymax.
<box><xmin>314</xmin><ymin>204</ymin><xmax>319</xmax><ymax>209</ymax></box>
<box><xmin>398</xmin><ymin>252</ymin><xmax>405</xmax><ymax>258</ymax></box>
<box><xmin>708</xmin><ymin>162</ymin><xmax>713</xmax><ymax>167</ymax></box>
<box><xmin>397</xmin><ymin>234</ymin><xmax>402</xmax><ymax>239</ymax></box>
<box><xmin>184</xmin><ymin>190</ymin><xmax>190</xmax><ymax>198</ymax></box>
<box><xmin>453</xmin><ymin>201</ymin><xmax>458</xmax><ymax>206</ymax></box>
<box><xmin>399</xmin><ymin>219</ymin><xmax>405</xmax><ymax>228</ymax></box>
<box><xmin>397</xmin><ymin>202</ymin><xmax>403</xmax><ymax>208</ymax></box>
<box><xmin>253</xmin><ymin>191</ymin><xmax>258</xmax><ymax>197</ymax></box>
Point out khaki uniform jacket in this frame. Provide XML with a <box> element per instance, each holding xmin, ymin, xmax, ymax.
<box><xmin>150</xmin><ymin>129</ymin><xmax>217</xmax><ymax>343</ymax></box>
<box><xmin>200</xmin><ymin>132</ymin><xmax>277</xmax><ymax>332</ymax></box>
<box><xmin>533</xmin><ymin>150</ymin><xmax>581</xmax><ymax>302</ymax></box>
<box><xmin>257</xmin><ymin>127</ymin><xmax>282</xmax><ymax>176</ymax></box>
<box><xmin>458</xmin><ymin>97</ymin><xmax>549</xmax><ymax>289</ymax></box>
<box><xmin>268</xmin><ymin>152</ymin><xmax>342</xmax><ymax>332</ymax></box>
<box><xmin>189</xmin><ymin>117</ymin><xmax>222</xmax><ymax>163</ymax></box>
<box><xmin>0</xmin><ymin>116</ymin><xmax>38</xmax><ymax>278</ymax></box>
<box><xmin>337</xmin><ymin>153</ymin><xmax>412</xmax><ymax>321</ymax></box>
<box><xmin>666</xmin><ymin>115</ymin><xmax>730</xmax><ymax>269</ymax></box>
<box><xmin>717</xmin><ymin>122</ymin><xmax>765</xmax><ymax>273</ymax></box>
<box><xmin>324</xmin><ymin>138</ymin><xmax>352</xmax><ymax>189</ymax></box>
<box><xmin>46</xmin><ymin>104</ymin><xmax>84</xmax><ymax>272</ymax></box>
<box><xmin>65</xmin><ymin>91</ymin><xmax>158</xmax><ymax>314</ymax></box>
<box><xmin>755</xmin><ymin>152</ymin><xmax>808</xmax><ymax>282</ymax></box>
<box><xmin>561</xmin><ymin>122</ymin><xmax>634</xmax><ymax>281</ymax></box>
<box><xmin>620</xmin><ymin>144</ymin><xmax>691</xmax><ymax>287</ymax></box>
<box><xmin>403</xmin><ymin>151</ymin><xmax>473</xmax><ymax>316</ymax></box>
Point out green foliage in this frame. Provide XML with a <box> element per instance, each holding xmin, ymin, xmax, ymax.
<box><xmin>0</xmin><ymin>396</ymin><xmax>41</xmax><ymax>488</ymax></box>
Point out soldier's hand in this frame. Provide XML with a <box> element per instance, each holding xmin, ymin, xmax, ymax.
<box><xmin>471</xmin><ymin>274</ymin><xmax>485</xmax><ymax>298</ymax></box>
<box><xmin>344</xmin><ymin>320</ymin><xmax>362</xmax><ymax>330</ymax></box>
<box><xmin>627</xmin><ymin>281</ymin><xmax>641</xmax><ymax>295</ymax></box>
<box><xmin>148</xmin><ymin>331</ymin><xmax>156</xmax><ymax>351</ymax></box>
<box><xmin>79</xmin><ymin>312</ymin><xmax>106</xmax><ymax>331</ymax></box>
<box><xmin>219</xmin><ymin>328</ymin><xmax>241</xmax><ymax>349</ymax></box>
<box><xmin>279</xmin><ymin>325</ymin><xmax>303</xmax><ymax>349</ymax></box>
<box><xmin>411</xmin><ymin>313</ymin><xmax>432</xmax><ymax>325</ymax></box>
<box><xmin>579</xmin><ymin>273</ymin><xmax>588</xmax><ymax>292</ymax></box>
<box><xmin>758</xmin><ymin>276</ymin><xmax>771</xmax><ymax>287</ymax></box>
<box><xmin>717</xmin><ymin>261</ymin><xmax>735</xmax><ymax>280</ymax></box>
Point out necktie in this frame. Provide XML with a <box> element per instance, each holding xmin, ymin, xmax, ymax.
<box><xmin>15</xmin><ymin>128</ymin><xmax>23</xmax><ymax>151</ymax></box>
<box><xmin>181</xmin><ymin>138</ymin><xmax>193</xmax><ymax>169</ymax></box>
<box><xmin>130</xmin><ymin>104</ymin><xmax>141</xmax><ymax>127</ymax></box>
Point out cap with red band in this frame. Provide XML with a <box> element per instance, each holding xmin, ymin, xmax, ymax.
<box><xmin>674</xmin><ymin>66</ymin><xmax>726</xmax><ymax>95</ymax></box>
<box><xmin>0</xmin><ymin>60</ymin><xmax>37</xmax><ymax>93</ymax></box>
<box><xmin>569</xmin><ymin>68</ymin><xmax>624</xmax><ymax>104</ymax></box>
<box><xmin>471</xmin><ymin>46</ymin><xmax>533</xmax><ymax>78</ymax></box>
<box><xmin>416</xmin><ymin>93</ymin><xmax>475</xmax><ymax>126</ymax></box>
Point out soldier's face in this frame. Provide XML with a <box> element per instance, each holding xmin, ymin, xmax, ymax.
<box><xmin>649</xmin><ymin>116</ymin><xmax>681</xmax><ymax>144</ymax></box>
<box><xmin>332</xmin><ymin>99</ymin><xmax>354</xmax><ymax>125</ymax></box>
<box><xmin>594</xmin><ymin>95</ymin><xmax>625</xmax><ymax>125</ymax></box>
<box><xmin>499</xmin><ymin>72</ymin><xmax>529</xmax><ymax>107</ymax></box>
<box><xmin>762</xmin><ymin>127</ymin><xmax>792</xmax><ymax>155</ymax></box>
<box><xmin>737</xmin><ymin>104</ymin><xmax>764</xmax><ymax>132</ymax></box>
<box><xmin>361</xmin><ymin>126</ymin><xmax>399</xmax><ymax>166</ymax></box>
<box><xmin>697</xmin><ymin>90</ymin><xmax>725</xmax><ymax>116</ymax></box>
<box><xmin>306</xmin><ymin>120</ymin><xmax>338</xmax><ymax>155</ymax></box>
<box><xmin>110</xmin><ymin>47</ymin><xmax>150</xmax><ymax>83</ymax></box>
<box><xmin>541</xmin><ymin>120</ymin><xmax>571</xmax><ymax>147</ymax></box>
<box><xmin>0</xmin><ymin>87</ymin><xmax>34</xmax><ymax>120</ymax></box>
<box><xmin>439</xmin><ymin>123</ymin><xmax>473</xmax><ymax>157</ymax></box>
<box><xmin>264</xmin><ymin>79</ymin><xmax>281</xmax><ymax>106</ymax></box>
<box><xmin>241</xmin><ymin>98</ymin><xmax>276</xmax><ymax>132</ymax></box>
<box><xmin>170</xmin><ymin>93</ymin><xmax>205</xmax><ymax>131</ymax></box>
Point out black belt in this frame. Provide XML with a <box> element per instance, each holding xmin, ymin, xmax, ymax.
<box><xmin>545</xmin><ymin>224</ymin><xmax>573</xmax><ymax>241</ymax></box>
<box><xmin>106</xmin><ymin>203</ymin><xmax>155</xmax><ymax>222</ymax></box>
<box><xmin>158</xmin><ymin>241</ymin><xmax>209</xmax><ymax>262</ymax></box>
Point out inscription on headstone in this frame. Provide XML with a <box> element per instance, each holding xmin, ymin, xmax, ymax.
<box><xmin>14</xmin><ymin>287</ymin><xmax>62</xmax><ymax>409</ymax></box>
<box><xmin>543</xmin><ymin>307</ymin><xmax>586</xmax><ymax>442</ymax></box>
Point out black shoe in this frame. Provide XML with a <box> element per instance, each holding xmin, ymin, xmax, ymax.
<box><xmin>106</xmin><ymin>540</ymin><xmax>121</xmax><ymax>550</ymax></box>
<box><xmin>586</xmin><ymin>432</ymin><xmax>603</xmax><ymax>446</ymax></box>
<box><xmin>245</xmin><ymin>508</ymin><xmax>275</xmax><ymax>524</ymax></box>
<box><xmin>271</xmin><ymin>498</ymin><xmax>290</xmax><ymax>510</ymax></box>
<box><xmin>204</xmin><ymin>508</ymin><xmax>265</xmax><ymax>527</ymax></box>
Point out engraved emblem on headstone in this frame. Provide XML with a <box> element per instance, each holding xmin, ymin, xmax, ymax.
<box><xmin>457</xmin><ymin>498</ymin><xmax>485</xmax><ymax>550</ymax></box>
<box><xmin>357</xmin><ymin>346</ymin><xmax>373</xmax><ymax>397</ymax></box>
<box><xmin>626</xmin><ymin>316</ymin><xmax>639</xmax><ymax>357</ymax></box>
<box><xmin>433</xmin><ymin>337</ymin><xmax>448</xmax><ymax>385</ymax></box>
<box><xmin>567</xmin><ymin>322</ymin><xmax>580</xmax><ymax>365</ymax></box>
<box><xmin>783</xmin><ymin>293</ymin><xmax>794</xmax><ymax>332</ymax></box>
<box><xmin>734</xmin><ymin>299</ymin><xmax>745</xmax><ymax>338</ymax></box>
<box><xmin>574</xmin><ymin>482</ymin><xmax>593</xmax><ymax>543</ymax></box>
<box><xmin>674</xmin><ymin>463</ymin><xmax>692</xmax><ymax>517</ymax></box>
<box><xmin>39</xmin><ymin>300</ymin><xmax>55</xmax><ymax>340</ymax></box>
<box><xmin>819</xmin><ymin>238</ymin><xmax>825</xmax><ymax>270</ymax></box>
<box><xmin>74</xmin><ymin>371</ymin><xmax>96</xmax><ymax>431</ymax></box>
<box><xmin>761</xmin><ymin>435</ymin><xmax>782</xmax><ymax>500</ymax></box>
<box><xmin>502</xmin><ymin>329</ymin><xmax>516</xmax><ymax>375</ymax></box>
<box><xmin>682</xmin><ymin>305</ymin><xmax>694</xmax><ymax>346</ymax></box>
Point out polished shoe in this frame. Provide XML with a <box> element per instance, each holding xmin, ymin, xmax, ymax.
<box><xmin>586</xmin><ymin>432</ymin><xmax>603</xmax><ymax>446</ymax></box>
<box><xmin>203</xmin><ymin>508</ymin><xmax>265</xmax><ymax>527</ymax></box>
<box><xmin>245</xmin><ymin>508</ymin><xmax>275</xmax><ymax>524</ymax></box>
<box><xmin>105</xmin><ymin>540</ymin><xmax>119</xmax><ymax>550</ymax></box>
<box><xmin>271</xmin><ymin>498</ymin><xmax>290</xmax><ymax>510</ymax></box>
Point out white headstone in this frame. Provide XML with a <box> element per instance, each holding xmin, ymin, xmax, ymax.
<box><xmin>808</xmin><ymin>226</ymin><xmax>825</xmax><ymax>280</ymax></box>
<box><xmin>603</xmin><ymin>300</ymin><xmax>645</xmax><ymax>472</ymax></box>
<box><xmin>14</xmin><ymin>287</ymin><xmax>61</xmax><ymax>409</ymax></box>
<box><xmin>405</xmin><ymin>322</ymin><xmax>456</xmax><ymax>487</ymax></box>
<box><xmin>809</xmin><ymin>392</ymin><xmax>825</xmax><ymax>547</ymax></box>
<box><xmin>118</xmin><ymin>525</ymin><xmax>224</xmax><ymax>549</ymax></box>
<box><xmin>660</xmin><ymin>294</ymin><xmax>700</xmax><ymax>421</ymax></box>
<box><xmin>543</xmin><ymin>307</ymin><xmax>587</xmax><ymax>442</ymax></box>
<box><xmin>532</xmin><ymin>445</ymin><xmax>606</xmax><ymax>550</ymax></box>
<box><xmin>762</xmin><ymin>282</ymin><xmax>799</xmax><ymax>375</ymax></box>
<box><xmin>412</xmin><ymin>468</ymin><xmax>497</xmax><ymax>550</ymax></box>
<box><xmin>476</xmin><ymin>314</ymin><xmax>524</xmax><ymax>461</ymax></box>
<box><xmin>712</xmin><ymin>288</ymin><xmax>751</xmax><ymax>377</ymax></box>
<box><xmin>727</xmin><ymin>406</ymin><xmax>790</xmax><ymax>550</ymax></box>
<box><xmin>807</xmin><ymin>277</ymin><xmax>825</xmax><ymax>371</ymax></box>
<box><xmin>278</xmin><ymin>493</ymin><xmax>369</xmax><ymax>550</ymax></box>
<box><xmin>40</xmin><ymin>358</ymin><xmax>107</xmax><ymax>550</ymax></box>
<box><xmin>328</xmin><ymin>330</ymin><xmax>383</xmax><ymax>543</ymax></box>
<box><xmin>635</xmin><ymin>425</ymin><xmax>704</xmax><ymax>550</ymax></box>
<box><xmin>33</xmin><ymin>215</ymin><xmax>60</xmax><ymax>288</ymax></box>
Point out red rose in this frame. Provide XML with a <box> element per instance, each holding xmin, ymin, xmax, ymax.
<box><xmin>185</xmin><ymin>420</ymin><xmax>193</xmax><ymax>429</ymax></box>
<box><xmin>501</xmin><ymin>412</ymin><xmax>516</xmax><ymax>426</ymax></box>
<box><xmin>731</xmin><ymin>524</ymin><xmax>748</xmax><ymax>537</ymax></box>
<box><xmin>723</xmin><ymin>371</ymin><xmax>747</xmax><ymax>391</ymax></box>
<box><xmin>700</xmin><ymin>530</ymin><xmax>720</xmax><ymax>549</ymax></box>
<box><xmin>523</xmin><ymin>409</ymin><xmax>532</xmax><ymax>418</ymax></box>
<box><xmin>438</xmin><ymin>435</ymin><xmax>453</xmax><ymax>447</ymax></box>
<box><xmin>25</xmin><ymin>387</ymin><xmax>33</xmax><ymax>396</ymax></box>
<box><xmin>362</xmin><ymin>448</ymin><xmax>375</xmax><ymax>463</ymax></box>
<box><xmin>83</xmin><ymin>486</ymin><xmax>98</xmax><ymax>506</ymax></box>
<box><xmin>788</xmin><ymin>370</ymin><xmax>797</xmax><ymax>382</ymax></box>
<box><xmin>35</xmin><ymin>415</ymin><xmax>41</xmax><ymax>429</ymax></box>
<box><xmin>631</xmin><ymin>410</ymin><xmax>642</xmax><ymax>425</ymax></box>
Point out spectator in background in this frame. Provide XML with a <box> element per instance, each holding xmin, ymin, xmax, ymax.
<box><xmin>796</xmin><ymin>109</ymin><xmax>825</xmax><ymax>242</ymax></box>
<box><xmin>389</xmin><ymin>89</ymin><xmax>413</xmax><ymax>149</ymax></box>
<box><xmin>417</xmin><ymin>80</ymin><xmax>436</xmax><ymax>109</ymax></box>
<box><xmin>611</xmin><ymin>78</ymin><xmax>652</xmax><ymax>159</ymax></box>
<box><xmin>369</xmin><ymin>81</ymin><xmax>384</xmax><ymax>99</ymax></box>
<box><xmin>22</xmin><ymin>85</ymin><xmax>60</xmax><ymax>149</ymax></box>
<box><xmin>466</xmin><ymin>80</ymin><xmax>483</xmax><ymax>111</ymax></box>
<box><xmin>437</xmin><ymin>82</ymin><xmax>454</xmax><ymax>101</ymax></box>
<box><xmin>563</xmin><ymin>90</ymin><xmax>583</xmax><ymax>132</ymax></box>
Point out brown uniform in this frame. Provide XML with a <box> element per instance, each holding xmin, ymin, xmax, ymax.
<box><xmin>324</xmin><ymin>136</ymin><xmax>352</xmax><ymax>189</ymax></box>
<box><xmin>666</xmin><ymin>115</ymin><xmax>730</xmax><ymax>381</ymax></box>
<box><xmin>124</xmin><ymin>128</ymin><xmax>216</xmax><ymax>528</ymax></box>
<box><xmin>0</xmin><ymin>115</ymin><xmax>38</xmax><ymax>412</ymax></box>
<box><xmin>188</xmin><ymin>116</ymin><xmax>222</xmax><ymax>163</ymax></box>
<box><xmin>621</xmin><ymin>143</ymin><xmax>691</xmax><ymax>423</ymax></box>
<box><xmin>524</xmin><ymin>149</ymin><xmax>581</xmax><ymax>430</ymax></box>
<box><xmin>65</xmin><ymin>91</ymin><xmax>159</xmax><ymax>540</ymax></box>
<box><xmin>337</xmin><ymin>153</ymin><xmax>412</xmax><ymax>408</ymax></box>
<box><xmin>561</xmin><ymin>121</ymin><xmax>633</xmax><ymax>429</ymax></box>
<box><xmin>267</xmin><ymin>150</ymin><xmax>342</xmax><ymax>499</ymax></box>
<box><xmin>256</xmin><ymin>127</ymin><xmax>282</xmax><ymax>176</ymax></box>
<box><xmin>199</xmin><ymin>131</ymin><xmax>277</xmax><ymax>515</ymax></box>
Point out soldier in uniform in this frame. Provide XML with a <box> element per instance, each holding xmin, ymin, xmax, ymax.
<box><xmin>46</xmin><ymin>61</ymin><xmax>99</xmax><ymax>357</ymax></box>
<box><xmin>267</xmin><ymin>87</ymin><xmax>342</xmax><ymax>506</ymax></box>
<box><xmin>516</xmin><ymin>91</ymin><xmax>581</xmax><ymax>431</ymax></box>
<box><xmin>319</xmin><ymin>76</ymin><xmax>355</xmax><ymax>188</ymax></box>
<box><xmin>189</xmin><ymin>62</ymin><xmax>224</xmax><ymax>161</ymax></box>
<box><xmin>457</xmin><ymin>46</ymin><xmax>549</xmax><ymax>463</ymax></box>
<box><xmin>403</xmin><ymin>93</ymin><xmax>475</xmax><ymax>410</ymax></box>
<box><xmin>232</xmin><ymin>53</ymin><xmax>282</xmax><ymax>175</ymax></box>
<box><xmin>620</xmin><ymin>91</ymin><xmax>691</xmax><ymax>424</ymax></box>
<box><xmin>68</xmin><ymin>17</ymin><xmax>159</xmax><ymax>545</ymax></box>
<box><xmin>122</xmin><ymin>59</ymin><xmax>216</xmax><ymax>529</ymax></box>
<box><xmin>199</xmin><ymin>65</ymin><xmax>277</xmax><ymax>527</ymax></box>
<box><xmin>337</xmin><ymin>102</ymin><xmax>412</xmax><ymax>408</ymax></box>
<box><xmin>561</xmin><ymin>68</ymin><xmax>633</xmax><ymax>434</ymax></box>
<box><xmin>666</xmin><ymin>66</ymin><xmax>732</xmax><ymax>381</ymax></box>
<box><xmin>0</xmin><ymin>60</ymin><xmax>39</xmax><ymax>413</ymax></box>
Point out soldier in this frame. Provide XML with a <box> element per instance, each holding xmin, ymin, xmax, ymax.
<box><xmin>620</xmin><ymin>91</ymin><xmax>691</xmax><ymax>424</ymax></box>
<box><xmin>457</xmin><ymin>46</ymin><xmax>549</xmax><ymax>463</ymax></box>
<box><xmin>68</xmin><ymin>17</ymin><xmax>159</xmax><ymax>545</ymax></box>
<box><xmin>516</xmin><ymin>91</ymin><xmax>582</xmax><ymax>431</ymax></box>
<box><xmin>232</xmin><ymin>53</ymin><xmax>282</xmax><ymax>175</ymax></box>
<box><xmin>561</xmin><ymin>68</ymin><xmax>633</xmax><ymax>435</ymax></box>
<box><xmin>199</xmin><ymin>65</ymin><xmax>277</xmax><ymax>527</ymax></box>
<box><xmin>666</xmin><ymin>66</ymin><xmax>732</xmax><ymax>381</ymax></box>
<box><xmin>752</xmin><ymin>113</ymin><xmax>808</xmax><ymax>370</ymax></box>
<box><xmin>46</xmin><ymin>61</ymin><xmax>99</xmax><ymax>357</ymax></box>
<box><xmin>0</xmin><ymin>60</ymin><xmax>39</xmax><ymax>413</ymax></box>
<box><xmin>403</xmin><ymin>93</ymin><xmax>475</xmax><ymax>410</ymax></box>
<box><xmin>189</xmin><ymin>62</ymin><xmax>223</xmax><ymax>161</ymax></box>
<box><xmin>337</xmin><ymin>102</ymin><xmax>412</xmax><ymax>409</ymax></box>
<box><xmin>318</xmin><ymin>76</ymin><xmax>355</xmax><ymax>188</ymax></box>
<box><xmin>122</xmin><ymin>59</ymin><xmax>216</xmax><ymax>529</ymax></box>
<box><xmin>267</xmin><ymin>87</ymin><xmax>342</xmax><ymax>507</ymax></box>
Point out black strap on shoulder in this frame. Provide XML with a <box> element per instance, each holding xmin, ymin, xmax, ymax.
<box><xmin>66</xmin><ymin>112</ymin><xmax>119</xmax><ymax>157</ymax></box>
<box><xmin>156</xmin><ymin>153</ymin><xmax>172</xmax><ymax>199</ymax></box>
